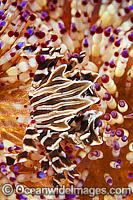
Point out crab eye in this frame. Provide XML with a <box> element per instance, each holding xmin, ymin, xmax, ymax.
<box><xmin>83</xmin><ymin>137</ymin><xmax>92</xmax><ymax>146</ymax></box>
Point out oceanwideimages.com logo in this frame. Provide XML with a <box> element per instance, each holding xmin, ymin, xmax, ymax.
<box><xmin>1</xmin><ymin>184</ymin><xmax>132</xmax><ymax>197</ymax></box>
